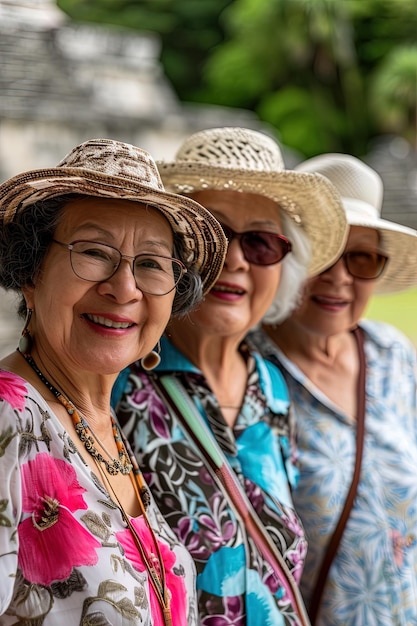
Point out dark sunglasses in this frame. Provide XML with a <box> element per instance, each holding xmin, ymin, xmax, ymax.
<box><xmin>219</xmin><ymin>222</ymin><xmax>292</xmax><ymax>266</ymax></box>
<box><xmin>334</xmin><ymin>250</ymin><xmax>389</xmax><ymax>280</ymax></box>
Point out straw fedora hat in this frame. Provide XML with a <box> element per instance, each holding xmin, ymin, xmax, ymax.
<box><xmin>296</xmin><ymin>153</ymin><xmax>417</xmax><ymax>293</ymax></box>
<box><xmin>158</xmin><ymin>127</ymin><xmax>348</xmax><ymax>276</ymax></box>
<box><xmin>0</xmin><ymin>138</ymin><xmax>227</xmax><ymax>293</ymax></box>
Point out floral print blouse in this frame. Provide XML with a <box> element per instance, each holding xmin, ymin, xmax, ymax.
<box><xmin>251</xmin><ymin>320</ymin><xmax>417</xmax><ymax>626</ymax></box>
<box><xmin>113</xmin><ymin>336</ymin><xmax>307</xmax><ymax>626</ymax></box>
<box><xmin>0</xmin><ymin>370</ymin><xmax>197</xmax><ymax>625</ymax></box>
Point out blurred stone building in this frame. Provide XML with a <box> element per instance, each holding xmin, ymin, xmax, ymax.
<box><xmin>0</xmin><ymin>0</ymin><xmax>260</xmax><ymax>174</ymax></box>
<box><xmin>366</xmin><ymin>136</ymin><xmax>417</xmax><ymax>230</ymax></box>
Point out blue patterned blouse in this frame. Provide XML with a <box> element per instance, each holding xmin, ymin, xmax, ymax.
<box><xmin>251</xmin><ymin>320</ymin><xmax>417</xmax><ymax>626</ymax></box>
<box><xmin>113</xmin><ymin>336</ymin><xmax>308</xmax><ymax>626</ymax></box>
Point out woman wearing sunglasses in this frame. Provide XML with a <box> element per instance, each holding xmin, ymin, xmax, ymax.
<box><xmin>113</xmin><ymin>127</ymin><xmax>348</xmax><ymax>625</ymax></box>
<box><xmin>252</xmin><ymin>154</ymin><xmax>417</xmax><ymax>626</ymax></box>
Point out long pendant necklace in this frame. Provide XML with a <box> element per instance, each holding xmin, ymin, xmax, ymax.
<box><xmin>93</xmin><ymin>458</ymin><xmax>172</xmax><ymax>626</ymax></box>
<box><xmin>19</xmin><ymin>350</ymin><xmax>172</xmax><ymax>626</ymax></box>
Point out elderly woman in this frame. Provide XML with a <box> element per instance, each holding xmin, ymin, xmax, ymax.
<box><xmin>0</xmin><ymin>138</ymin><xmax>228</xmax><ymax>625</ymax></box>
<box><xmin>113</xmin><ymin>127</ymin><xmax>348</xmax><ymax>625</ymax></box>
<box><xmin>252</xmin><ymin>154</ymin><xmax>417</xmax><ymax>626</ymax></box>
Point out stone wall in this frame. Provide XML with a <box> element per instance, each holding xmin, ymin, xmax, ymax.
<box><xmin>0</xmin><ymin>0</ymin><xmax>260</xmax><ymax>179</ymax></box>
<box><xmin>366</xmin><ymin>136</ymin><xmax>417</xmax><ymax>230</ymax></box>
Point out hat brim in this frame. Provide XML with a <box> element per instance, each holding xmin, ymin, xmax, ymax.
<box><xmin>0</xmin><ymin>167</ymin><xmax>227</xmax><ymax>294</ymax></box>
<box><xmin>346</xmin><ymin>209</ymin><xmax>417</xmax><ymax>294</ymax></box>
<box><xmin>158</xmin><ymin>162</ymin><xmax>348</xmax><ymax>276</ymax></box>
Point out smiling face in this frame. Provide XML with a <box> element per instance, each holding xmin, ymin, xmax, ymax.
<box><xmin>23</xmin><ymin>196</ymin><xmax>176</xmax><ymax>375</ymax></box>
<box><xmin>292</xmin><ymin>226</ymin><xmax>380</xmax><ymax>337</ymax></box>
<box><xmin>177</xmin><ymin>189</ymin><xmax>283</xmax><ymax>339</ymax></box>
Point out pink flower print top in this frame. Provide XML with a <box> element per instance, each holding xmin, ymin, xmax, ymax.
<box><xmin>0</xmin><ymin>370</ymin><xmax>26</xmax><ymax>412</ymax></box>
<box><xmin>0</xmin><ymin>370</ymin><xmax>197</xmax><ymax>625</ymax></box>
<box><xmin>18</xmin><ymin>453</ymin><xmax>101</xmax><ymax>586</ymax></box>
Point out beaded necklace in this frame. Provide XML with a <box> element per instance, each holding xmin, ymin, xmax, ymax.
<box><xmin>19</xmin><ymin>350</ymin><xmax>172</xmax><ymax>625</ymax></box>
<box><xmin>21</xmin><ymin>352</ymin><xmax>132</xmax><ymax>475</ymax></box>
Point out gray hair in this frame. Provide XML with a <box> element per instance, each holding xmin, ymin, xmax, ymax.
<box><xmin>171</xmin><ymin>238</ymin><xmax>203</xmax><ymax>316</ymax></box>
<box><xmin>262</xmin><ymin>212</ymin><xmax>311</xmax><ymax>324</ymax></box>
<box><xmin>0</xmin><ymin>195</ymin><xmax>203</xmax><ymax>319</ymax></box>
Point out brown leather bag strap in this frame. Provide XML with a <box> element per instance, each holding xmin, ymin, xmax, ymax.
<box><xmin>308</xmin><ymin>326</ymin><xmax>366</xmax><ymax>624</ymax></box>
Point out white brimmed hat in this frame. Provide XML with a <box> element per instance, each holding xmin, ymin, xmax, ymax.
<box><xmin>158</xmin><ymin>127</ymin><xmax>348</xmax><ymax>276</ymax></box>
<box><xmin>296</xmin><ymin>153</ymin><xmax>417</xmax><ymax>293</ymax></box>
<box><xmin>0</xmin><ymin>138</ymin><xmax>227</xmax><ymax>294</ymax></box>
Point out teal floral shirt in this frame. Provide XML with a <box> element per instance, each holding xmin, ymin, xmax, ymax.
<box><xmin>113</xmin><ymin>336</ymin><xmax>307</xmax><ymax>626</ymax></box>
<box><xmin>0</xmin><ymin>371</ymin><xmax>197</xmax><ymax>625</ymax></box>
<box><xmin>251</xmin><ymin>320</ymin><xmax>417</xmax><ymax>626</ymax></box>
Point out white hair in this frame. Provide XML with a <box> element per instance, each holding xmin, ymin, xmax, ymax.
<box><xmin>262</xmin><ymin>212</ymin><xmax>311</xmax><ymax>324</ymax></box>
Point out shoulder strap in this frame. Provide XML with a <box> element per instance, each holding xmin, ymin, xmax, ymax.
<box><xmin>308</xmin><ymin>326</ymin><xmax>367</xmax><ymax>624</ymax></box>
<box><xmin>153</xmin><ymin>373</ymin><xmax>311</xmax><ymax>626</ymax></box>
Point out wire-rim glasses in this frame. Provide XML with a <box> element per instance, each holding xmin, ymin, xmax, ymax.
<box><xmin>52</xmin><ymin>239</ymin><xmax>187</xmax><ymax>295</ymax></box>
<box><xmin>219</xmin><ymin>222</ymin><xmax>292</xmax><ymax>265</ymax></box>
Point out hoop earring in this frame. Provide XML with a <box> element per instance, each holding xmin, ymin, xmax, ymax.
<box><xmin>140</xmin><ymin>341</ymin><xmax>161</xmax><ymax>371</ymax></box>
<box><xmin>18</xmin><ymin>308</ymin><xmax>33</xmax><ymax>355</ymax></box>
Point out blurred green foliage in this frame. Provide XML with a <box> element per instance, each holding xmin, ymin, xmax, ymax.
<box><xmin>57</xmin><ymin>0</ymin><xmax>233</xmax><ymax>101</ymax></box>
<box><xmin>57</xmin><ymin>0</ymin><xmax>417</xmax><ymax>157</ymax></box>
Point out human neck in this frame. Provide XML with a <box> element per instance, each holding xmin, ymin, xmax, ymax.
<box><xmin>166</xmin><ymin>321</ymin><xmax>249</xmax><ymax>423</ymax></box>
<box><xmin>264</xmin><ymin>320</ymin><xmax>348</xmax><ymax>366</ymax></box>
<box><xmin>167</xmin><ymin>320</ymin><xmax>245</xmax><ymax>381</ymax></box>
<box><xmin>19</xmin><ymin>348</ymin><xmax>134</xmax><ymax>475</ymax></box>
<box><xmin>19</xmin><ymin>344</ymin><xmax>114</xmax><ymax>428</ymax></box>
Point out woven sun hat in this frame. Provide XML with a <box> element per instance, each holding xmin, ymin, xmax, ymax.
<box><xmin>157</xmin><ymin>127</ymin><xmax>348</xmax><ymax>276</ymax></box>
<box><xmin>296</xmin><ymin>153</ymin><xmax>417</xmax><ymax>293</ymax></box>
<box><xmin>0</xmin><ymin>138</ymin><xmax>227</xmax><ymax>294</ymax></box>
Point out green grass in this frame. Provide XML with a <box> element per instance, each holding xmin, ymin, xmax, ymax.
<box><xmin>365</xmin><ymin>288</ymin><xmax>417</xmax><ymax>346</ymax></box>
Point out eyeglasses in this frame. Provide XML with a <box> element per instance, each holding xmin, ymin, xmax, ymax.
<box><xmin>219</xmin><ymin>222</ymin><xmax>292</xmax><ymax>266</ymax></box>
<box><xmin>52</xmin><ymin>239</ymin><xmax>187</xmax><ymax>295</ymax></box>
<box><xmin>335</xmin><ymin>250</ymin><xmax>389</xmax><ymax>280</ymax></box>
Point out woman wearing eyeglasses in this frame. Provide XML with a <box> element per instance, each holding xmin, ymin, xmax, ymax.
<box><xmin>113</xmin><ymin>127</ymin><xmax>348</xmax><ymax>625</ymax></box>
<box><xmin>252</xmin><ymin>154</ymin><xmax>417</xmax><ymax>626</ymax></box>
<box><xmin>0</xmin><ymin>138</ymin><xmax>229</xmax><ymax>625</ymax></box>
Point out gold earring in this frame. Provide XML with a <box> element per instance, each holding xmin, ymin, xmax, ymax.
<box><xmin>18</xmin><ymin>308</ymin><xmax>33</xmax><ymax>355</ymax></box>
<box><xmin>140</xmin><ymin>341</ymin><xmax>161</xmax><ymax>371</ymax></box>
